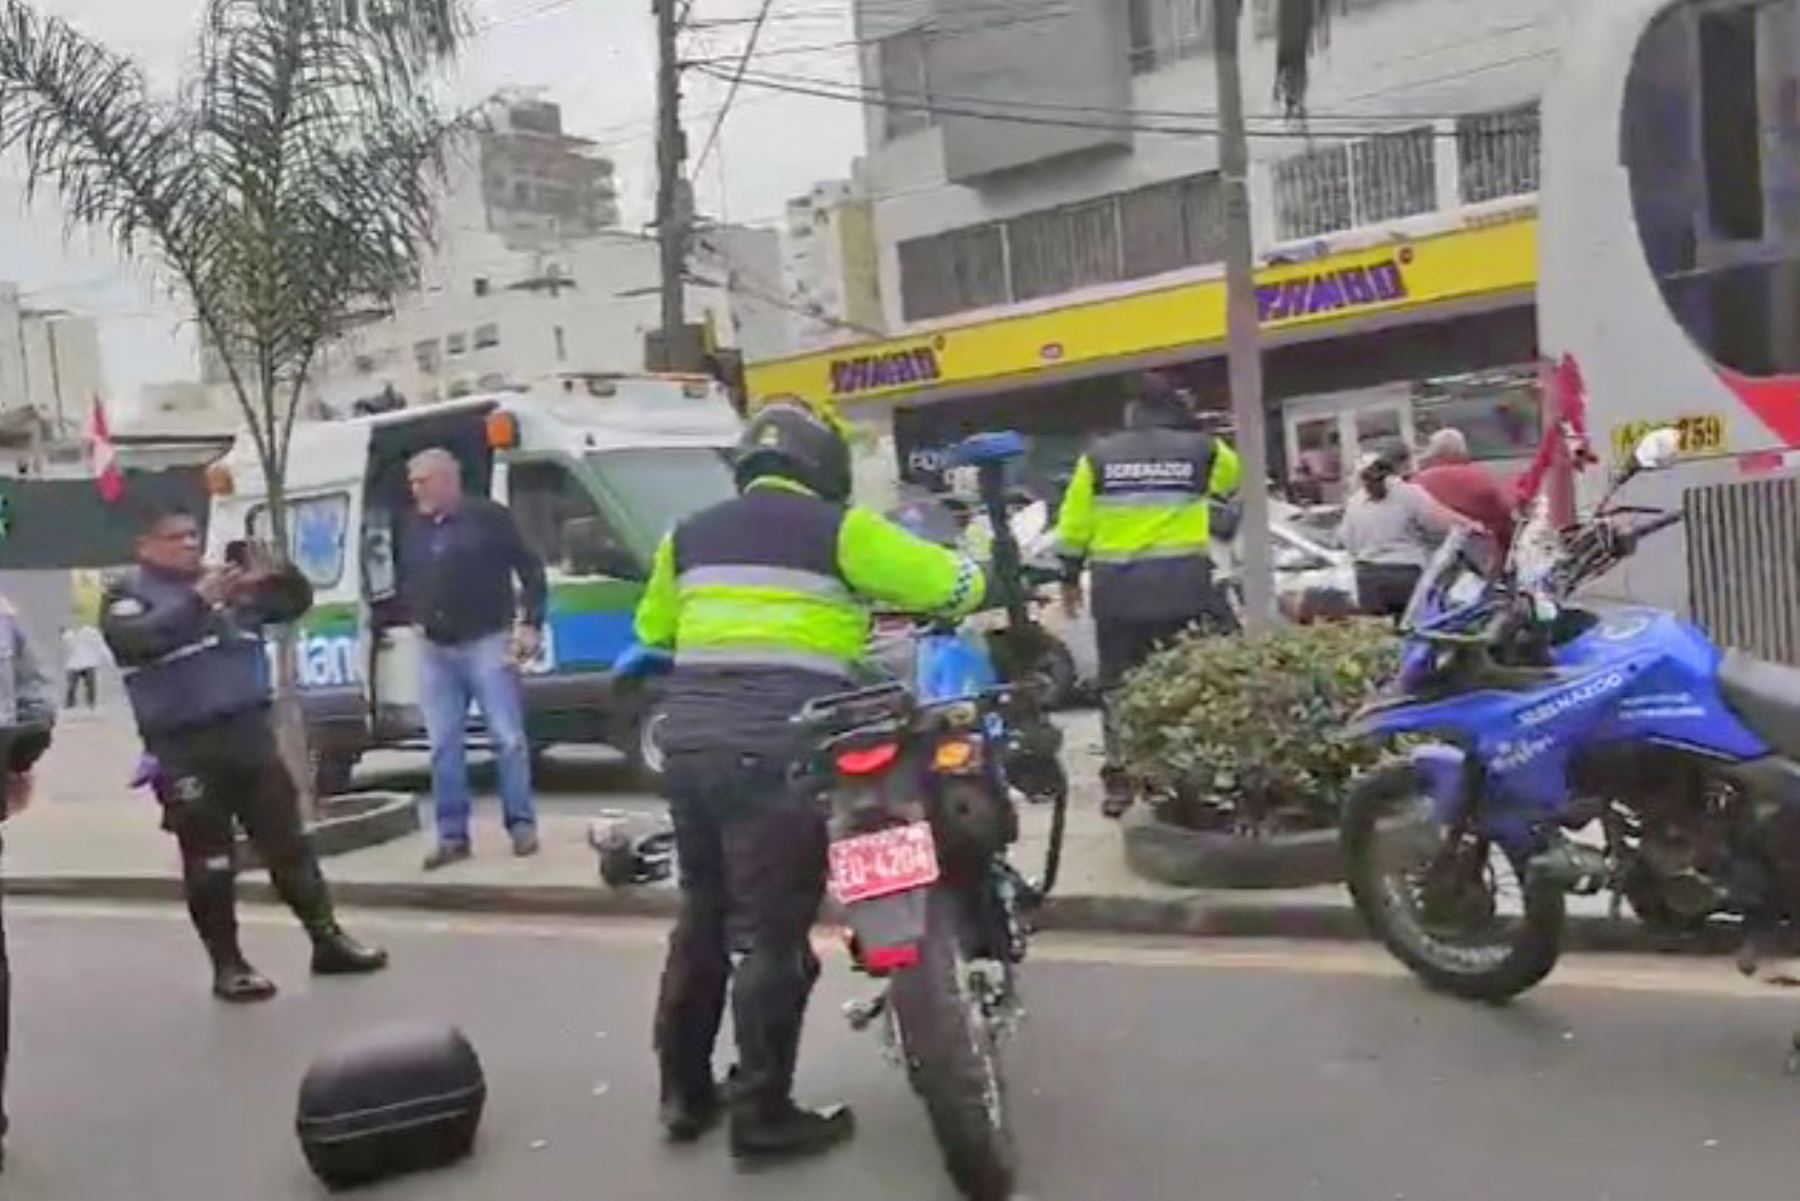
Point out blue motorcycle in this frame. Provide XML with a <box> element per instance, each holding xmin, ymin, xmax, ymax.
<box><xmin>1341</xmin><ymin>429</ymin><xmax>1800</xmax><ymax>1001</ymax></box>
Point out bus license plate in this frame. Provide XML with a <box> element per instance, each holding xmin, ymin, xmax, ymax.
<box><xmin>828</xmin><ymin>823</ymin><xmax>940</xmax><ymax>906</ymax></box>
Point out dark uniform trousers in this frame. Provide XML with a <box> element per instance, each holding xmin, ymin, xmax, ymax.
<box><xmin>1095</xmin><ymin>559</ymin><xmax>1239</xmax><ymax>777</ymax></box>
<box><xmin>152</xmin><ymin>710</ymin><xmax>335</xmax><ymax>965</ymax></box>
<box><xmin>653</xmin><ymin>747</ymin><xmax>827</xmax><ymax>1115</ymax></box>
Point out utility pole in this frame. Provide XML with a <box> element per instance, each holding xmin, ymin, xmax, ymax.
<box><xmin>1213</xmin><ymin>0</ymin><xmax>1274</xmax><ymax>634</ymax></box>
<box><xmin>654</xmin><ymin>0</ymin><xmax>689</xmax><ymax>355</ymax></box>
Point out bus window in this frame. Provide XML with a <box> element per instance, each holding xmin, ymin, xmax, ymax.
<box><xmin>1624</xmin><ymin>0</ymin><xmax>1800</xmax><ymax>378</ymax></box>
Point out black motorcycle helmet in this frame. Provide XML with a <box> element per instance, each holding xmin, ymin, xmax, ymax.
<box><xmin>734</xmin><ymin>399</ymin><xmax>852</xmax><ymax>502</ymax></box>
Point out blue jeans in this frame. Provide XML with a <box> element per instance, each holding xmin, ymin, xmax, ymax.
<box><xmin>419</xmin><ymin>631</ymin><xmax>534</xmax><ymax>845</ymax></box>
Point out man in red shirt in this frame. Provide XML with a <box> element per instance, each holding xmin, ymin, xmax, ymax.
<box><xmin>1413</xmin><ymin>429</ymin><xmax>1515</xmax><ymax>551</ymax></box>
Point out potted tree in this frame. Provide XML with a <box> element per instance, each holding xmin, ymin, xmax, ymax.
<box><xmin>1113</xmin><ymin>620</ymin><xmax>1398</xmax><ymax>888</ymax></box>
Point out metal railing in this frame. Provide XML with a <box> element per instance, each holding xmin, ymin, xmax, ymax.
<box><xmin>1686</xmin><ymin>472</ymin><xmax>1800</xmax><ymax>665</ymax></box>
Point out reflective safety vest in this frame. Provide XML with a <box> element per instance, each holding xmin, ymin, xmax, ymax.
<box><xmin>634</xmin><ymin>478</ymin><xmax>986</xmax><ymax>679</ymax></box>
<box><xmin>1055</xmin><ymin>426</ymin><xmax>1241</xmax><ymax>621</ymax></box>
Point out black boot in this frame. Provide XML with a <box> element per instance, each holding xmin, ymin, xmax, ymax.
<box><xmin>310</xmin><ymin>925</ymin><xmax>389</xmax><ymax>975</ymax></box>
<box><xmin>183</xmin><ymin>854</ymin><xmax>272</xmax><ymax>1001</ymax></box>
<box><xmin>267</xmin><ymin>851</ymin><xmax>389</xmax><ymax>975</ymax></box>
<box><xmin>730</xmin><ymin>1100</ymin><xmax>856</xmax><ymax>1161</ymax></box>
<box><xmin>660</xmin><ymin>1081</ymin><xmax>724</xmax><ymax>1143</ymax></box>
<box><xmin>212</xmin><ymin>960</ymin><xmax>278</xmax><ymax>1003</ymax></box>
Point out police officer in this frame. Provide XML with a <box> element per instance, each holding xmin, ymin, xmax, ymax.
<box><xmin>102</xmin><ymin>503</ymin><xmax>388</xmax><ymax>1002</ymax></box>
<box><xmin>634</xmin><ymin>401</ymin><xmax>985</xmax><ymax>1160</ymax></box>
<box><xmin>0</xmin><ymin>594</ymin><xmax>55</xmax><ymax>1176</ymax></box>
<box><xmin>1056</xmin><ymin>373</ymin><xmax>1242</xmax><ymax>817</ymax></box>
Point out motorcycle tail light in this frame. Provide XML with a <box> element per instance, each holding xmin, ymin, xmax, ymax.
<box><xmin>862</xmin><ymin>943</ymin><xmax>921</xmax><ymax>973</ymax></box>
<box><xmin>932</xmin><ymin>738</ymin><xmax>978</xmax><ymax>771</ymax></box>
<box><xmin>835</xmin><ymin>743</ymin><xmax>900</xmax><ymax>776</ymax></box>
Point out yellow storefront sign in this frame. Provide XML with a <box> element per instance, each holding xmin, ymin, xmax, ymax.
<box><xmin>747</xmin><ymin>217</ymin><xmax>1537</xmax><ymax>409</ymax></box>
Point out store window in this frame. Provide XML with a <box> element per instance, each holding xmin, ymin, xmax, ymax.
<box><xmin>1458</xmin><ymin>105</ymin><xmax>1540</xmax><ymax>204</ymax></box>
<box><xmin>1273</xmin><ymin>126</ymin><xmax>1438</xmax><ymax>240</ymax></box>
<box><xmin>898</xmin><ymin>224</ymin><xmax>1008</xmax><ymax>321</ymax></box>
<box><xmin>1007</xmin><ymin>199</ymin><xmax>1123</xmax><ymax>301</ymax></box>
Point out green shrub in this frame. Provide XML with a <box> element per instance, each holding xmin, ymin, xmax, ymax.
<box><xmin>1114</xmin><ymin>621</ymin><xmax>1400</xmax><ymax>834</ymax></box>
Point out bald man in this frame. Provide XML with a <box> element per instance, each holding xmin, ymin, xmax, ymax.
<box><xmin>1414</xmin><ymin>428</ymin><xmax>1515</xmax><ymax>551</ymax></box>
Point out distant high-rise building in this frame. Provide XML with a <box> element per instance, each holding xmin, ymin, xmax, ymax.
<box><xmin>780</xmin><ymin>178</ymin><xmax>884</xmax><ymax>351</ymax></box>
<box><xmin>476</xmin><ymin>99</ymin><xmax>620</xmax><ymax>251</ymax></box>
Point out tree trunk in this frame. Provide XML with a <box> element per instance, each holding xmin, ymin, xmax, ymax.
<box><xmin>1214</xmin><ymin>0</ymin><xmax>1276</xmax><ymax>638</ymax></box>
<box><xmin>262</xmin><ymin>442</ymin><xmax>320</xmax><ymax>819</ymax></box>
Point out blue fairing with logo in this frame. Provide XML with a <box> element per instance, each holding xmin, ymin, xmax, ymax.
<box><xmin>1343</xmin><ymin>532</ymin><xmax>1768</xmax><ymax>855</ymax></box>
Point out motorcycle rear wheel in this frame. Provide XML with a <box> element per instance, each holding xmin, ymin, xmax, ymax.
<box><xmin>1342</xmin><ymin>763</ymin><xmax>1565</xmax><ymax>1003</ymax></box>
<box><xmin>889</xmin><ymin>888</ymin><xmax>1017</xmax><ymax>1201</ymax></box>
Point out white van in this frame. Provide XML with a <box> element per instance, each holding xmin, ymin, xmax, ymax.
<box><xmin>206</xmin><ymin>375</ymin><xmax>742</xmax><ymax>791</ymax></box>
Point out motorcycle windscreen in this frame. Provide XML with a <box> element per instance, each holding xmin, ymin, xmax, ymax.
<box><xmin>1399</xmin><ymin>528</ymin><xmax>1494</xmax><ymax>633</ymax></box>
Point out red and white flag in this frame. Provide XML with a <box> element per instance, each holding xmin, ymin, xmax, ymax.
<box><xmin>88</xmin><ymin>396</ymin><xmax>124</xmax><ymax>504</ymax></box>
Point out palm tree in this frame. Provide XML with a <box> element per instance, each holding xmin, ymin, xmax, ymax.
<box><xmin>0</xmin><ymin>0</ymin><xmax>476</xmax><ymax>801</ymax></box>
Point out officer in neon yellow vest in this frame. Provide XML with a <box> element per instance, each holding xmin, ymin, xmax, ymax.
<box><xmin>633</xmin><ymin>400</ymin><xmax>984</xmax><ymax>1161</ymax></box>
<box><xmin>1056</xmin><ymin>374</ymin><xmax>1242</xmax><ymax>817</ymax></box>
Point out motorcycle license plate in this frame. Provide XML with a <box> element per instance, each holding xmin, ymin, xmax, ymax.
<box><xmin>828</xmin><ymin>822</ymin><xmax>940</xmax><ymax>906</ymax></box>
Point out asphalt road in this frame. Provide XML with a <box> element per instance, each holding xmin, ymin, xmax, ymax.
<box><xmin>7</xmin><ymin>904</ymin><xmax>1800</xmax><ymax>1201</ymax></box>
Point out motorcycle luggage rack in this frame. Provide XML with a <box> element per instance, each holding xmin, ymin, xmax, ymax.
<box><xmin>795</xmin><ymin>681</ymin><xmax>914</xmax><ymax>735</ymax></box>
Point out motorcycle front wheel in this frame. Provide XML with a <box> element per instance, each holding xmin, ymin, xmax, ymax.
<box><xmin>1342</xmin><ymin>763</ymin><xmax>1565</xmax><ymax>1003</ymax></box>
<box><xmin>888</xmin><ymin>888</ymin><xmax>1017</xmax><ymax>1201</ymax></box>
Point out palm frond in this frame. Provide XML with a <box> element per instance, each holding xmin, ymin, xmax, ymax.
<box><xmin>1273</xmin><ymin>0</ymin><xmax>1343</xmax><ymax>118</ymax></box>
<box><xmin>0</xmin><ymin>1</ymin><xmax>205</xmax><ymax>255</ymax></box>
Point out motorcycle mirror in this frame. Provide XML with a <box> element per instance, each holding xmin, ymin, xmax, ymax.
<box><xmin>1633</xmin><ymin>427</ymin><xmax>1682</xmax><ymax>473</ymax></box>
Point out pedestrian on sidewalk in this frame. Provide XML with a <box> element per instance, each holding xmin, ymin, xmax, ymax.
<box><xmin>1339</xmin><ymin>440</ymin><xmax>1471</xmax><ymax>619</ymax></box>
<box><xmin>60</xmin><ymin>621</ymin><xmax>107</xmax><ymax>709</ymax></box>
<box><xmin>1054</xmin><ymin>373</ymin><xmax>1242</xmax><ymax>818</ymax></box>
<box><xmin>102</xmin><ymin>504</ymin><xmax>387</xmax><ymax>1003</ymax></box>
<box><xmin>0</xmin><ymin>594</ymin><xmax>56</xmax><ymax>1176</ymax></box>
<box><xmin>400</xmin><ymin>448</ymin><xmax>547</xmax><ymax>870</ymax></box>
<box><xmin>1413</xmin><ymin>428</ymin><xmax>1516</xmax><ymax>552</ymax></box>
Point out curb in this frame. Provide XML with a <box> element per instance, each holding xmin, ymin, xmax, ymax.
<box><xmin>0</xmin><ymin>873</ymin><xmax>1744</xmax><ymax>958</ymax></box>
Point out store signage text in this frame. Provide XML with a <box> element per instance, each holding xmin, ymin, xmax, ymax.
<box><xmin>1257</xmin><ymin>258</ymin><xmax>1410</xmax><ymax>325</ymax></box>
<box><xmin>829</xmin><ymin>345</ymin><xmax>942</xmax><ymax>396</ymax></box>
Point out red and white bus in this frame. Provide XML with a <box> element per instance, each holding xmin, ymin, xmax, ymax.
<box><xmin>1540</xmin><ymin>0</ymin><xmax>1800</xmax><ymax>609</ymax></box>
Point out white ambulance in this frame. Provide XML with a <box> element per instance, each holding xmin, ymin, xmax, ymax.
<box><xmin>206</xmin><ymin>375</ymin><xmax>742</xmax><ymax>791</ymax></box>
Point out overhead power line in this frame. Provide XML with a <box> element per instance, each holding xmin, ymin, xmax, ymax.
<box><xmin>692</xmin><ymin>0</ymin><xmax>778</xmax><ymax>175</ymax></box>
<box><xmin>692</xmin><ymin>62</ymin><xmax>1542</xmax><ymax>140</ymax></box>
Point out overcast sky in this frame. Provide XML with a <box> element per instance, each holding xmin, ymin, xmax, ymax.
<box><xmin>0</xmin><ymin>0</ymin><xmax>864</xmax><ymax>411</ymax></box>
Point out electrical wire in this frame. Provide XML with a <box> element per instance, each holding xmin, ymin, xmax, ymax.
<box><xmin>694</xmin><ymin>61</ymin><xmax>1541</xmax><ymax>140</ymax></box>
<box><xmin>692</xmin><ymin>0</ymin><xmax>778</xmax><ymax>175</ymax></box>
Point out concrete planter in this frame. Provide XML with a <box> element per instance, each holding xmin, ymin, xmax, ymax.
<box><xmin>1121</xmin><ymin>805</ymin><xmax>1345</xmax><ymax>890</ymax></box>
<box><xmin>235</xmin><ymin>791</ymin><xmax>419</xmax><ymax>867</ymax></box>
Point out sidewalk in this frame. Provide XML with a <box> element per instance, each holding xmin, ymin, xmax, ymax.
<box><xmin>0</xmin><ymin>707</ymin><xmax>1680</xmax><ymax>950</ymax></box>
